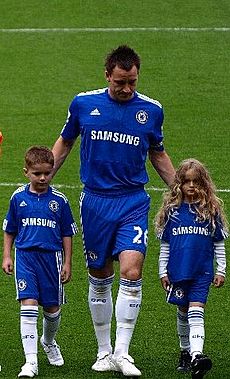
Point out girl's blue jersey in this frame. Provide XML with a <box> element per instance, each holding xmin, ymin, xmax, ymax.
<box><xmin>161</xmin><ymin>203</ymin><xmax>226</xmax><ymax>281</ymax></box>
<box><xmin>3</xmin><ymin>184</ymin><xmax>78</xmax><ymax>251</ymax></box>
<box><xmin>61</xmin><ymin>88</ymin><xmax>164</xmax><ymax>194</ymax></box>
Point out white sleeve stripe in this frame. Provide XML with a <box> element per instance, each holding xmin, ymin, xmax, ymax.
<box><xmin>159</xmin><ymin>241</ymin><xmax>169</xmax><ymax>278</ymax></box>
<box><xmin>214</xmin><ymin>240</ymin><xmax>226</xmax><ymax>276</ymax></box>
<box><xmin>71</xmin><ymin>222</ymin><xmax>78</xmax><ymax>234</ymax></box>
<box><xmin>51</xmin><ymin>187</ymin><xmax>68</xmax><ymax>202</ymax></box>
<box><xmin>136</xmin><ymin>92</ymin><xmax>163</xmax><ymax>108</ymax></box>
<box><xmin>10</xmin><ymin>185</ymin><xmax>26</xmax><ymax>199</ymax></box>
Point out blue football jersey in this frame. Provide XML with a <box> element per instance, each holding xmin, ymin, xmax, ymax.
<box><xmin>3</xmin><ymin>184</ymin><xmax>77</xmax><ymax>251</ymax></box>
<box><xmin>61</xmin><ymin>88</ymin><xmax>164</xmax><ymax>194</ymax></box>
<box><xmin>161</xmin><ymin>203</ymin><xmax>226</xmax><ymax>281</ymax></box>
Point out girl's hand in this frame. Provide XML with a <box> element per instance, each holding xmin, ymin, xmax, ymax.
<box><xmin>213</xmin><ymin>274</ymin><xmax>225</xmax><ymax>288</ymax></box>
<box><xmin>160</xmin><ymin>275</ymin><xmax>170</xmax><ymax>291</ymax></box>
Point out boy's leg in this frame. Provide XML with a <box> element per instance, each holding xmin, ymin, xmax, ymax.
<box><xmin>42</xmin><ymin>307</ymin><xmax>61</xmax><ymax>345</ymax></box>
<box><xmin>20</xmin><ymin>303</ymin><xmax>39</xmax><ymax>364</ymax></box>
<box><xmin>40</xmin><ymin>307</ymin><xmax>64</xmax><ymax>366</ymax></box>
<box><xmin>18</xmin><ymin>302</ymin><xmax>38</xmax><ymax>377</ymax></box>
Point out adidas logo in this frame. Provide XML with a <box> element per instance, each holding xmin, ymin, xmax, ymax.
<box><xmin>90</xmin><ymin>108</ymin><xmax>101</xmax><ymax>116</ymax></box>
<box><xmin>19</xmin><ymin>201</ymin><xmax>27</xmax><ymax>207</ymax></box>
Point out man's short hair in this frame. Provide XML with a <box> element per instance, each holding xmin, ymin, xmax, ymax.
<box><xmin>105</xmin><ymin>45</ymin><xmax>141</xmax><ymax>75</ymax></box>
<box><xmin>25</xmin><ymin>146</ymin><xmax>54</xmax><ymax>168</ymax></box>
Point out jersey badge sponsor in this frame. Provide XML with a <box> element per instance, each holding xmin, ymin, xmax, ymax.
<box><xmin>174</xmin><ymin>287</ymin><xmax>184</xmax><ymax>299</ymax></box>
<box><xmin>90</xmin><ymin>108</ymin><xmax>101</xmax><ymax>116</ymax></box>
<box><xmin>136</xmin><ymin>110</ymin><xmax>148</xmax><ymax>124</ymax></box>
<box><xmin>49</xmin><ymin>200</ymin><xmax>59</xmax><ymax>212</ymax></box>
<box><xmin>19</xmin><ymin>201</ymin><xmax>27</xmax><ymax>207</ymax></box>
<box><xmin>88</xmin><ymin>251</ymin><xmax>98</xmax><ymax>261</ymax></box>
<box><xmin>18</xmin><ymin>279</ymin><xmax>27</xmax><ymax>291</ymax></box>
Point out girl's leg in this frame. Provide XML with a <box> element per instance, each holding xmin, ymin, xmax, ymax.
<box><xmin>177</xmin><ymin>306</ymin><xmax>190</xmax><ymax>352</ymax></box>
<box><xmin>177</xmin><ymin>306</ymin><xmax>191</xmax><ymax>372</ymax></box>
<box><xmin>188</xmin><ymin>302</ymin><xmax>212</xmax><ymax>377</ymax></box>
<box><xmin>188</xmin><ymin>303</ymin><xmax>205</xmax><ymax>361</ymax></box>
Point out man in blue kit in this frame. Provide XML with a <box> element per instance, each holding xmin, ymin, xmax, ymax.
<box><xmin>52</xmin><ymin>45</ymin><xmax>175</xmax><ymax>376</ymax></box>
<box><xmin>2</xmin><ymin>146</ymin><xmax>77</xmax><ymax>378</ymax></box>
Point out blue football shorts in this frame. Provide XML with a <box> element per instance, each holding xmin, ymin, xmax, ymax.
<box><xmin>79</xmin><ymin>189</ymin><xmax>151</xmax><ymax>269</ymax></box>
<box><xmin>166</xmin><ymin>274</ymin><xmax>213</xmax><ymax>306</ymax></box>
<box><xmin>15</xmin><ymin>249</ymin><xmax>65</xmax><ymax>307</ymax></box>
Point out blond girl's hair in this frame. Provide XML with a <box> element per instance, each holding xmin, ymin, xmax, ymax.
<box><xmin>155</xmin><ymin>158</ymin><xmax>228</xmax><ymax>235</ymax></box>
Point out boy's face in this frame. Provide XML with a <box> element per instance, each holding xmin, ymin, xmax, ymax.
<box><xmin>24</xmin><ymin>162</ymin><xmax>53</xmax><ymax>194</ymax></box>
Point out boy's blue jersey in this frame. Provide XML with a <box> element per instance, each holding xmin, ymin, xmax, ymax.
<box><xmin>161</xmin><ymin>203</ymin><xmax>226</xmax><ymax>282</ymax></box>
<box><xmin>3</xmin><ymin>184</ymin><xmax>77</xmax><ymax>251</ymax></box>
<box><xmin>61</xmin><ymin>88</ymin><xmax>164</xmax><ymax>194</ymax></box>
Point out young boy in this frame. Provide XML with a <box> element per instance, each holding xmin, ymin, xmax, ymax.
<box><xmin>2</xmin><ymin>146</ymin><xmax>78</xmax><ymax>378</ymax></box>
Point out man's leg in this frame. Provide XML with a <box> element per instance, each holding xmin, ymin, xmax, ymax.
<box><xmin>89</xmin><ymin>261</ymin><xmax>116</xmax><ymax>372</ymax></box>
<box><xmin>113</xmin><ymin>250</ymin><xmax>143</xmax><ymax>377</ymax></box>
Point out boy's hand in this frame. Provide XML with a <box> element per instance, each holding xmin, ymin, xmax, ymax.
<box><xmin>2</xmin><ymin>257</ymin><xmax>14</xmax><ymax>275</ymax></box>
<box><xmin>61</xmin><ymin>263</ymin><xmax>72</xmax><ymax>284</ymax></box>
<box><xmin>213</xmin><ymin>274</ymin><xmax>225</xmax><ymax>287</ymax></box>
<box><xmin>160</xmin><ymin>275</ymin><xmax>170</xmax><ymax>291</ymax></box>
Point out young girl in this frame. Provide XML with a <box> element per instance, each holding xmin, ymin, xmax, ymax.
<box><xmin>155</xmin><ymin>158</ymin><xmax>228</xmax><ymax>379</ymax></box>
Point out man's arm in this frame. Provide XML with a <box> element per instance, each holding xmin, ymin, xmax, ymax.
<box><xmin>149</xmin><ymin>149</ymin><xmax>175</xmax><ymax>187</ymax></box>
<box><xmin>52</xmin><ymin>136</ymin><xmax>75</xmax><ymax>178</ymax></box>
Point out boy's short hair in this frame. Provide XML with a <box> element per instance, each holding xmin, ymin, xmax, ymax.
<box><xmin>105</xmin><ymin>45</ymin><xmax>141</xmax><ymax>75</ymax></box>
<box><xmin>25</xmin><ymin>146</ymin><xmax>54</xmax><ymax>168</ymax></box>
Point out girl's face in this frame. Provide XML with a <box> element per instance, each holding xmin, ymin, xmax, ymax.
<box><xmin>181</xmin><ymin>168</ymin><xmax>200</xmax><ymax>203</ymax></box>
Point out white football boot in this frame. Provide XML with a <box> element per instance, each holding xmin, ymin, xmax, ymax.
<box><xmin>113</xmin><ymin>354</ymin><xmax>141</xmax><ymax>376</ymax></box>
<box><xmin>40</xmin><ymin>336</ymin><xmax>64</xmax><ymax>366</ymax></box>
<box><xmin>92</xmin><ymin>351</ymin><xmax>118</xmax><ymax>372</ymax></box>
<box><xmin>18</xmin><ymin>362</ymin><xmax>38</xmax><ymax>378</ymax></box>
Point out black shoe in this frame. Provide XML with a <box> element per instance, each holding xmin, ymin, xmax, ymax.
<box><xmin>177</xmin><ymin>350</ymin><xmax>191</xmax><ymax>372</ymax></box>
<box><xmin>191</xmin><ymin>354</ymin><xmax>212</xmax><ymax>378</ymax></box>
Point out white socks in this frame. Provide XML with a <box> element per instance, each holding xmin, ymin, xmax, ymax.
<box><xmin>20</xmin><ymin>304</ymin><xmax>61</xmax><ymax>365</ymax></box>
<box><xmin>188</xmin><ymin>306</ymin><xmax>205</xmax><ymax>361</ymax></box>
<box><xmin>114</xmin><ymin>278</ymin><xmax>142</xmax><ymax>358</ymax></box>
<box><xmin>88</xmin><ymin>274</ymin><xmax>114</xmax><ymax>354</ymax></box>
<box><xmin>177</xmin><ymin>309</ymin><xmax>190</xmax><ymax>351</ymax></box>
<box><xmin>42</xmin><ymin>309</ymin><xmax>61</xmax><ymax>345</ymax></box>
<box><xmin>20</xmin><ymin>305</ymin><xmax>39</xmax><ymax>364</ymax></box>
<box><xmin>88</xmin><ymin>275</ymin><xmax>142</xmax><ymax>357</ymax></box>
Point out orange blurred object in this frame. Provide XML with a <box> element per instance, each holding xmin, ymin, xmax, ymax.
<box><xmin>0</xmin><ymin>131</ymin><xmax>3</xmax><ymax>144</ymax></box>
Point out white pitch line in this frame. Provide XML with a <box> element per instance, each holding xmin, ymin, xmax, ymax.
<box><xmin>0</xmin><ymin>27</ymin><xmax>230</xmax><ymax>33</ymax></box>
<box><xmin>0</xmin><ymin>182</ymin><xmax>230</xmax><ymax>193</ymax></box>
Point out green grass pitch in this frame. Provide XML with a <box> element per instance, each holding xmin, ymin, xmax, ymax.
<box><xmin>0</xmin><ymin>1</ymin><xmax>229</xmax><ymax>378</ymax></box>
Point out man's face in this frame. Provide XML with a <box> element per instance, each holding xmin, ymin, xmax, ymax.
<box><xmin>106</xmin><ymin>65</ymin><xmax>138</xmax><ymax>102</ymax></box>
